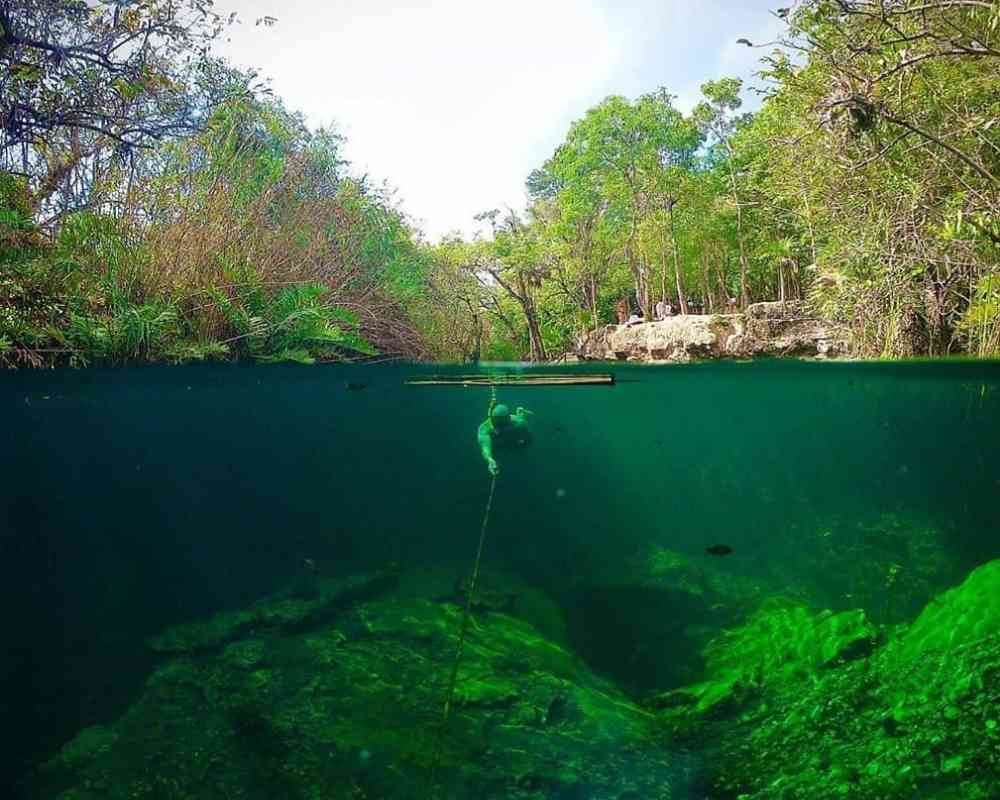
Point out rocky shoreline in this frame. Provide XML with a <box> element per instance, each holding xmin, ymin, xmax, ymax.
<box><xmin>574</xmin><ymin>300</ymin><xmax>851</xmax><ymax>363</ymax></box>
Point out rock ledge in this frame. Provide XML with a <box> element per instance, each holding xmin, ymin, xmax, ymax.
<box><xmin>576</xmin><ymin>300</ymin><xmax>850</xmax><ymax>362</ymax></box>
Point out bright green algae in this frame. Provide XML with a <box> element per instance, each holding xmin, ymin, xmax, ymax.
<box><xmin>654</xmin><ymin>560</ymin><xmax>1000</xmax><ymax>798</ymax></box>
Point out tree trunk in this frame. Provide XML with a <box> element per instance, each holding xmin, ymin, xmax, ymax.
<box><xmin>516</xmin><ymin>273</ymin><xmax>547</xmax><ymax>362</ymax></box>
<box><xmin>735</xmin><ymin>202</ymin><xmax>750</xmax><ymax>308</ymax></box>
<box><xmin>723</xmin><ymin>143</ymin><xmax>750</xmax><ymax>308</ymax></box>
<box><xmin>469</xmin><ymin>315</ymin><xmax>482</xmax><ymax>363</ymax></box>
<box><xmin>702</xmin><ymin>252</ymin><xmax>713</xmax><ymax>312</ymax></box>
<box><xmin>801</xmin><ymin>189</ymin><xmax>817</xmax><ymax>266</ymax></box>
<box><xmin>659</xmin><ymin>237</ymin><xmax>669</xmax><ymax>309</ymax></box>
<box><xmin>715</xmin><ymin>247</ymin><xmax>729</xmax><ymax>307</ymax></box>
<box><xmin>628</xmin><ymin>206</ymin><xmax>653</xmax><ymax>319</ymax></box>
<box><xmin>526</xmin><ymin>313</ymin><xmax>546</xmax><ymax>362</ymax></box>
<box><xmin>628</xmin><ymin>245</ymin><xmax>649</xmax><ymax>320</ymax></box>
<box><xmin>589</xmin><ymin>273</ymin><xmax>599</xmax><ymax>329</ymax></box>
<box><xmin>668</xmin><ymin>202</ymin><xmax>688</xmax><ymax>315</ymax></box>
<box><xmin>641</xmin><ymin>254</ymin><xmax>653</xmax><ymax>320</ymax></box>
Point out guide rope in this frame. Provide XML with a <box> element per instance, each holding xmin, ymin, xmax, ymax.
<box><xmin>441</xmin><ymin>472</ymin><xmax>496</xmax><ymax>723</ymax></box>
<box><xmin>429</xmin><ymin>387</ymin><xmax>498</xmax><ymax>794</ymax></box>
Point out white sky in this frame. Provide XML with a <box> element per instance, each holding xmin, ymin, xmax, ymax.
<box><xmin>218</xmin><ymin>1</ymin><xmax>785</xmax><ymax>241</ymax></box>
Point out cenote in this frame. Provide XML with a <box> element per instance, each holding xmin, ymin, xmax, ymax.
<box><xmin>2</xmin><ymin>360</ymin><xmax>999</xmax><ymax>799</ymax></box>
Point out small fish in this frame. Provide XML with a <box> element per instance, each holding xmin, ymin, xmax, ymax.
<box><xmin>302</xmin><ymin>558</ymin><xmax>317</xmax><ymax>572</ymax></box>
<box><xmin>345</xmin><ymin>381</ymin><xmax>367</xmax><ymax>391</ymax></box>
<box><xmin>705</xmin><ymin>544</ymin><xmax>734</xmax><ymax>557</ymax></box>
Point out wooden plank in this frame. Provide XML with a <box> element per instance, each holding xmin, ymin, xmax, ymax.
<box><xmin>405</xmin><ymin>374</ymin><xmax>615</xmax><ymax>387</ymax></box>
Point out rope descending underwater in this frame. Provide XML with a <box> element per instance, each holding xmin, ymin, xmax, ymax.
<box><xmin>428</xmin><ymin>470</ymin><xmax>497</xmax><ymax>795</ymax></box>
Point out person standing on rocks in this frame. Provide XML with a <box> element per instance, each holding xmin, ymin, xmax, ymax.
<box><xmin>616</xmin><ymin>297</ymin><xmax>630</xmax><ymax>325</ymax></box>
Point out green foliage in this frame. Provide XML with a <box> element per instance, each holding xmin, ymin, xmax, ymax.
<box><xmin>57</xmin><ymin>301</ymin><xmax>176</xmax><ymax>365</ymax></box>
<box><xmin>1</xmin><ymin>91</ymin><xmax>430</xmax><ymax>367</ymax></box>
<box><xmin>210</xmin><ymin>281</ymin><xmax>374</xmax><ymax>363</ymax></box>
<box><xmin>958</xmin><ymin>274</ymin><xmax>1000</xmax><ymax>356</ymax></box>
<box><xmin>425</xmin><ymin>3</ymin><xmax>998</xmax><ymax>361</ymax></box>
<box><xmin>0</xmin><ymin>173</ymin><xmax>34</xmax><ymax>222</ymax></box>
<box><xmin>6</xmin><ymin>1</ymin><xmax>997</xmax><ymax>365</ymax></box>
<box><xmin>163</xmin><ymin>340</ymin><xmax>231</xmax><ymax>365</ymax></box>
<box><xmin>1</xmin><ymin>0</ymin><xmax>240</xmax><ymax>162</ymax></box>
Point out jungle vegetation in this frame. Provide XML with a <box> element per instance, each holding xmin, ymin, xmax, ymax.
<box><xmin>1</xmin><ymin>0</ymin><xmax>998</xmax><ymax>366</ymax></box>
<box><xmin>1</xmin><ymin>0</ymin><xmax>428</xmax><ymax>366</ymax></box>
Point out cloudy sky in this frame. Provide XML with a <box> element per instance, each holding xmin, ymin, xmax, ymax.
<box><xmin>218</xmin><ymin>1</ymin><xmax>785</xmax><ymax>240</ymax></box>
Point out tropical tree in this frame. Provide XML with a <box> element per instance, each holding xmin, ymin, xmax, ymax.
<box><xmin>693</xmin><ymin>78</ymin><xmax>753</xmax><ymax>308</ymax></box>
<box><xmin>757</xmin><ymin>0</ymin><xmax>1000</xmax><ymax>354</ymax></box>
<box><xmin>1</xmin><ymin>0</ymin><xmax>266</xmax><ymax>219</ymax></box>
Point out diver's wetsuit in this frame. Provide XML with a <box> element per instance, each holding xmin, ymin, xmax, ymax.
<box><xmin>478</xmin><ymin>402</ymin><xmax>532</xmax><ymax>476</ymax></box>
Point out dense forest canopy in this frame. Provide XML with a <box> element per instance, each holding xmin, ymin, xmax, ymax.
<box><xmin>2</xmin><ymin>0</ymin><xmax>998</xmax><ymax>366</ymax></box>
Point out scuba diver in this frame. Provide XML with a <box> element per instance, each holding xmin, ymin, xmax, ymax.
<box><xmin>478</xmin><ymin>397</ymin><xmax>533</xmax><ymax>476</ymax></box>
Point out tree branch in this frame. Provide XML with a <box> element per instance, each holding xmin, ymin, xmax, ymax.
<box><xmin>880</xmin><ymin>111</ymin><xmax>999</xmax><ymax>186</ymax></box>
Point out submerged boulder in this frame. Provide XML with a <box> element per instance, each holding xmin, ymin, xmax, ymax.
<box><xmin>39</xmin><ymin>568</ymin><xmax>700</xmax><ymax>800</ymax></box>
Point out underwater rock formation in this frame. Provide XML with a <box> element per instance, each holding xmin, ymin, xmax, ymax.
<box><xmin>779</xmin><ymin>513</ymin><xmax>962</xmax><ymax>624</ymax></box>
<box><xmin>576</xmin><ymin>300</ymin><xmax>850</xmax><ymax>362</ymax></box>
<box><xmin>648</xmin><ymin>601</ymin><xmax>875</xmax><ymax>717</ymax></box>
<box><xmin>557</xmin><ymin>545</ymin><xmax>768</xmax><ymax>694</ymax></box>
<box><xmin>146</xmin><ymin>568</ymin><xmax>400</xmax><ymax>654</ymax></box>
<box><xmin>890</xmin><ymin>558</ymin><xmax>1000</xmax><ymax>672</ymax></box>
<box><xmin>652</xmin><ymin>559</ymin><xmax>1000</xmax><ymax>799</ymax></box>
<box><xmin>38</xmin><ymin>568</ymin><xmax>701</xmax><ymax>800</ymax></box>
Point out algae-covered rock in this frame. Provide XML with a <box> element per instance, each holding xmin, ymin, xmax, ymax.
<box><xmin>649</xmin><ymin>600</ymin><xmax>875</xmax><ymax>721</ymax></box>
<box><xmin>661</xmin><ymin>560</ymin><xmax>1000</xmax><ymax>800</ymax></box>
<box><xmin>46</xmin><ymin>726</ymin><xmax>118</xmax><ymax>771</ymax></box>
<box><xmin>749</xmin><ymin>512</ymin><xmax>961</xmax><ymax>621</ymax></box>
<box><xmin>702</xmin><ymin>601</ymin><xmax>875</xmax><ymax>680</ymax></box>
<box><xmin>892</xmin><ymin>558</ymin><xmax>1000</xmax><ymax>670</ymax></box>
<box><xmin>147</xmin><ymin>568</ymin><xmax>399</xmax><ymax>654</ymax></box>
<box><xmin>40</xmin><ymin>568</ymin><xmax>698</xmax><ymax>800</ymax></box>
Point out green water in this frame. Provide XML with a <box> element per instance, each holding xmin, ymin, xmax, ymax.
<box><xmin>2</xmin><ymin>361</ymin><xmax>999</xmax><ymax>799</ymax></box>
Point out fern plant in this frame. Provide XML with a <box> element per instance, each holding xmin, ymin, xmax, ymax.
<box><xmin>163</xmin><ymin>340</ymin><xmax>230</xmax><ymax>364</ymax></box>
<box><xmin>115</xmin><ymin>303</ymin><xmax>178</xmax><ymax>360</ymax></box>
<box><xmin>211</xmin><ymin>280</ymin><xmax>375</xmax><ymax>363</ymax></box>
